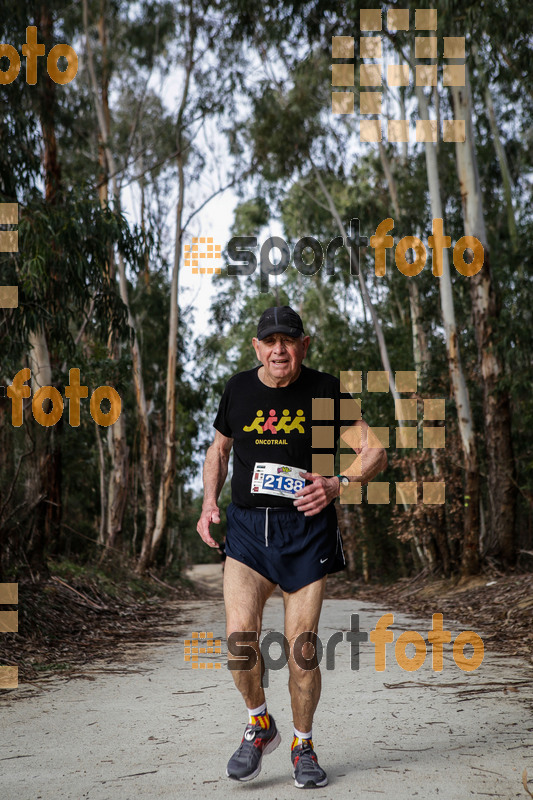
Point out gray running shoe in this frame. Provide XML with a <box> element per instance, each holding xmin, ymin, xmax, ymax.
<box><xmin>226</xmin><ymin>715</ymin><xmax>281</xmax><ymax>781</ymax></box>
<box><xmin>291</xmin><ymin>740</ymin><xmax>328</xmax><ymax>789</ymax></box>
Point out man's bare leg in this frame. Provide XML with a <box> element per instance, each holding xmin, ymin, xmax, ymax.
<box><xmin>224</xmin><ymin>556</ymin><xmax>276</xmax><ymax>708</ymax></box>
<box><xmin>283</xmin><ymin>576</ymin><xmax>327</xmax><ymax>732</ymax></box>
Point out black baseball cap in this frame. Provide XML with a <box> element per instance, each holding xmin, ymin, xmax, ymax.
<box><xmin>257</xmin><ymin>306</ymin><xmax>305</xmax><ymax>340</ymax></box>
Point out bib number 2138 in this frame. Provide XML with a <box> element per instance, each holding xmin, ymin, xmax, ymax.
<box><xmin>251</xmin><ymin>462</ymin><xmax>306</xmax><ymax>498</ymax></box>
<box><xmin>263</xmin><ymin>474</ymin><xmax>304</xmax><ymax>493</ymax></box>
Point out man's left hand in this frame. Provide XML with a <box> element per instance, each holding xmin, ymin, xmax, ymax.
<box><xmin>293</xmin><ymin>472</ymin><xmax>339</xmax><ymax>516</ymax></box>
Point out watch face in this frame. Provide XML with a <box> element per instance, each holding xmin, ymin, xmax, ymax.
<box><xmin>340</xmin><ymin>476</ymin><xmax>349</xmax><ymax>486</ymax></box>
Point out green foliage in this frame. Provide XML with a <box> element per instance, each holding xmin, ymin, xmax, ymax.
<box><xmin>197</xmin><ymin>0</ymin><xmax>533</xmax><ymax>579</ymax></box>
<box><xmin>1</xmin><ymin>0</ymin><xmax>532</xmax><ymax>583</ymax></box>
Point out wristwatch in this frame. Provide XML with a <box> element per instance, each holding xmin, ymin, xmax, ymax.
<box><xmin>336</xmin><ymin>474</ymin><xmax>349</xmax><ymax>496</ymax></box>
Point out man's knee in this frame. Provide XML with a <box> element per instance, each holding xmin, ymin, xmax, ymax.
<box><xmin>287</xmin><ymin>632</ymin><xmax>322</xmax><ymax>674</ymax></box>
<box><xmin>226</xmin><ymin>622</ymin><xmax>261</xmax><ymax>673</ymax></box>
<box><xmin>226</xmin><ymin>616</ymin><xmax>261</xmax><ymax>640</ymax></box>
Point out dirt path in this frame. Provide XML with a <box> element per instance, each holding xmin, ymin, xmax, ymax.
<box><xmin>1</xmin><ymin>564</ymin><xmax>532</xmax><ymax>799</ymax></box>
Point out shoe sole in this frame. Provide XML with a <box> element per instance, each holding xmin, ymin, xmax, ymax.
<box><xmin>226</xmin><ymin>730</ymin><xmax>281</xmax><ymax>782</ymax></box>
<box><xmin>293</xmin><ymin>767</ymin><xmax>328</xmax><ymax>789</ymax></box>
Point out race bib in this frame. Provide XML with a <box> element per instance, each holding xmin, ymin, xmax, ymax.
<box><xmin>251</xmin><ymin>462</ymin><xmax>306</xmax><ymax>498</ymax></box>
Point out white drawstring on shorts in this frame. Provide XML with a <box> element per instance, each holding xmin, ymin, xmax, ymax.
<box><xmin>258</xmin><ymin>507</ymin><xmax>269</xmax><ymax>547</ymax></box>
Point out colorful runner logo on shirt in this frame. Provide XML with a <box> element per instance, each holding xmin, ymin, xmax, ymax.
<box><xmin>243</xmin><ymin>409</ymin><xmax>306</xmax><ymax>434</ymax></box>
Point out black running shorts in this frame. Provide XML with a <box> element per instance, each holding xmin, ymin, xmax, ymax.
<box><xmin>225</xmin><ymin>502</ymin><xmax>346</xmax><ymax>593</ymax></box>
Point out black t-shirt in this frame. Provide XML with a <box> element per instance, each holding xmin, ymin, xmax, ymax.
<box><xmin>213</xmin><ymin>364</ymin><xmax>358</xmax><ymax>508</ymax></box>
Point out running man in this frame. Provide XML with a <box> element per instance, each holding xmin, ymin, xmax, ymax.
<box><xmin>197</xmin><ymin>306</ymin><xmax>387</xmax><ymax>788</ymax></box>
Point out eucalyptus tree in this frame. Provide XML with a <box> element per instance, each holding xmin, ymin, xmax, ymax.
<box><xmin>0</xmin><ymin>0</ymin><xmax>143</xmax><ymax>576</ymax></box>
<box><xmin>212</xmin><ymin>0</ymin><xmax>522</xmax><ymax>576</ymax></box>
<box><xmin>80</xmin><ymin>0</ymin><xmax>250</xmax><ymax>571</ymax></box>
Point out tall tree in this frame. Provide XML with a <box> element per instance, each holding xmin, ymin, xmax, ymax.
<box><xmin>450</xmin><ymin>66</ymin><xmax>517</xmax><ymax>564</ymax></box>
<box><xmin>142</xmin><ymin>0</ymin><xmax>197</xmax><ymax>570</ymax></box>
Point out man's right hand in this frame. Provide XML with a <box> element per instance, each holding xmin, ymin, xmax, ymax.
<box><xmin>196</xmin><ymin>505</ymin><xmax>221</xmax><ymax>548</ymax></box>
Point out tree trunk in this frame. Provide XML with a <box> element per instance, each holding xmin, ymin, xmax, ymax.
<box><xmin>84</xmin><ymin>0</ymin><xmax>156</xmax><ymax>561</ymax></box>
<box><xmin>378</xmin><ymin>141</ymin><xmax>437</xmax><ymax>570</ymax></box>
<box><xmin>146</xmin><ymin>135</ymin><xmax>184</xmax><ymax>568</ymax></box>
<box><xmin>97</xmin><ymin>0</ymin><xmax>110</xmax><ymax>210</ymax></box>
<box><xmin>394</xmin><ymin>536</ymin><xmax>408</xmax><ymax>578</ymax></box>
<box><xmin>25</xmin><ymin>5</ymin><xmax>64</xmax><ymax>576</ymax></box>
<box><xmin>40</xmin><ymin>12</ymin><xmax>61</xmax><ymax>206</ymax></box>
<box><xmin>105</xmin><ymin>407</ymin><xmax>129</xmax><ymax>557</ymax></box>
<box><xmin>340</xmin><ymin>504</ymin><xmax>357</xmax><ymax>577</ymax></box>
<box><xmin>145</xmin><ymin>10</ymin><xmax>197</xmax><ymax>570</ymax></box>
<box><xmin>354</xmin><ymin>505</ymin><xmax>369</xmax><ymax>583</ymax></box>
<box><xmin>408</xmin><ymin>281</ymin><xmax>428</xmax><ymax>376</ymax></box>
<box><xmin>482</xmin><ymin>81</ymin><xmax>517</xmax><ymax>249</ymax></box>
<box><xmin>95</xmin><ymin>422</ymin><xmax>107</xmax><ymax>546</ymax></box>
<box><xmin>28</xmin><ymin>328</ymin><xmax>52</xmax><ymax>392</ymax></box>
<box><xmin>450</xmin><ymin>68</ymin><xmax>517</xmax><ymax>565</ymax></box>
<box><xmin>416</xmin><ymin>85</ymin><xmax>481</xmax><ymax>575</ymax></box>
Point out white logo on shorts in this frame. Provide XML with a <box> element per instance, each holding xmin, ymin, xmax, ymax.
<box><xmin>320</xmin><ymin>557</ymin><xmax>328</xmax><ymax>564</ymax></box>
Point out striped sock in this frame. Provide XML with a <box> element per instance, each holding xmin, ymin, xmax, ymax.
<box><xmin>248</xmin><ymin>703</ymin><xmax>270</xmax><ymax>729</ymax></box>
<box><xmin>292</xmin><ymin>728</ymin><xmax>312</xmax><ymax>750</ymax></box>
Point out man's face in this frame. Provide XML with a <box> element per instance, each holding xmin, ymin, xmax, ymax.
<box><xmin>252</xmin><ymin>333</ymin><xmax>310</xmax><ymax>385</ymax></box>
